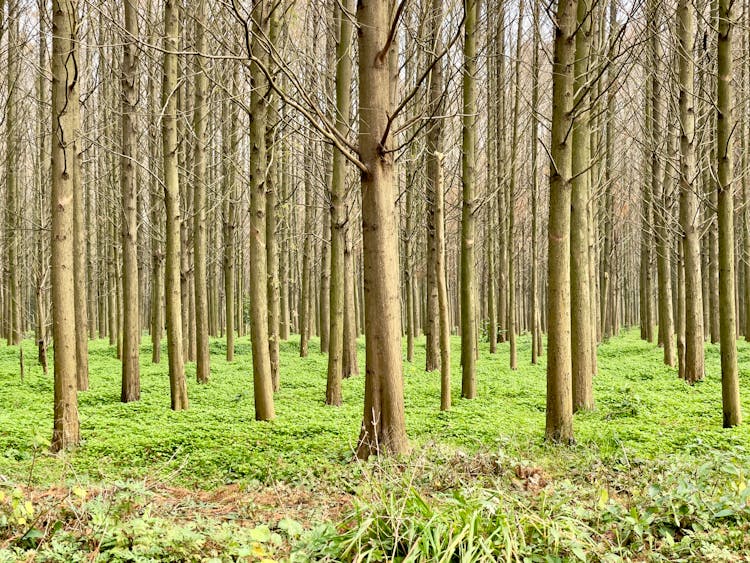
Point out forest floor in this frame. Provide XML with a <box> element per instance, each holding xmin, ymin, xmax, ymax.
<box><xmin>2</xmin><ymin>330</ymin><xmax>750</xmax><ymax>561</ymax></box>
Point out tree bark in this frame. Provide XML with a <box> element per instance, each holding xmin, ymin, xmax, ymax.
<box><xmin>677</xmin><ymin>0</ymin><xmax>704</xmax><ymax>384</ymax></box>
<box><xmin>248</xmin><ymin>0</ymin><xmax>276</xmax><ymax>421</ymax></box>
<box><xmin>192</xmin><ymin>0</ymin><xmax>210</xmax><ymax>384</ymax></box>
<box><xmin>460</xmin><ymin>0</ymin><xmax>479</xmax><ymax>398</ymax></box>
<box><xmin>121</xmin><ymin>0</ymin><xmax>140</xmax><ymax>402</ymax></box>
<box><xmin>51</xmin><ymin>0</ymin><xmax>81</xmax><ymax>451</ymax></box>
<box><xmin>162</xmin><ymin>0</ymin><xmax>189</xmax><ymax>410</ymax></box>
<box><xmin>355</xmin><ymin>0</ymin><xmax>409</xmax><ymax>459</ymax></box>
<box><xmin>326</xmin><ymin>0</ymin><xmax>354</xmax><ymax>406</ymax></box>
<box><xmin>546</xmin><ymin>0</ymin><xmax>578</xmax><ymax>444</ymax></box>
<box><xmin>715</xmin><ymin>0</ymin><xmax>741</xmax><ymax>426</ymax></box>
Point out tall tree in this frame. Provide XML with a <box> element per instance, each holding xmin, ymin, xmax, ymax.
<box><xmin>162</xmin><ymin>0</ymin><xmax>189</xmax><ymax>410</ymax></box>
<box><xmin>326</xmin><ymin>0</ymin><xmax>354</xmax><ymax>407</ymax></box>
<box><xmin>121</xmin><ymin>0</ymin><xmax>141</xmax><ymax>402</ymax></box>
<box><xmin>355</xmin><ymin>0</ymin><xmax>408</xmax><ymax>459</ymax></box>
<box><xmin>677</xmin><ymin>0</ymin><xmax>704</xmax><ymax>384</ymax></box>
<box><xmin>507</xmin><ymin>0</ymin><xmax>524</xmax><ymax>371</ymax></box>
<box><xmin>571</xmin><ymin>0</ymin><xmax>594</xmax><ymax>411</ymax></box>
<box><xmin>5</xmin><ymin>0</ymin><xmax>20</xmax><ymax>347</ymax></box>
<box><xmin>460</xmin><ymin>0</ymin><xmax>479</xmax><ymax>399</ymax></box>
<box><xmin>192</xmin><ymin>0</ymin><xmax>210</xmax><ymax>384</ymax></box>
<box><xmin>51</xmin><ymin>0</ymin><xmax>81</xmax><ymax>451</ymax></box>
<box><xmin>546</xmin><ymin>0</ymin><xmax>578</xmax><ymax>443</ymax></box>
<box><xmin>248</xmin><ymin>0</ymin><xmax>276</xmax><ymax>421</ymax></box>
<box><xmin>266</xmin><ymin>4</ymin><xmax>282</xmax><ymax>388</ymax></box>
<box><xmin>223</xmin><ymin>69</ymin><xmax>239</xmax><ymax>362</ymax></box>
<box><xmin>715</xmin><ymin>0</ymin><xmax>741</xmax><ymax>426</ymax></box>
<box><xmin>426</xmin><ymin>0</ymin><xmax>449</xmax><ymax>409</ymax></box>
<box><xmin>530</xmin><ymin>0</ymin><xmax>542</xmax><ymax>364</ymax></box>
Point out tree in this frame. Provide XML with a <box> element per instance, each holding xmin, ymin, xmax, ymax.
<box><xmin>248</xmin><ymin>0</ymin><xmax>276</xmax><ymax>421</ymax></box>
<box><xmin>5</xmin><ymin>0</ymin><xmax>20</xmax><ymax>347</ymax></box>
<box><xmin>355</xmin><ymin>0</ymin><xmax>408</xmax><ymax>459</ymax></box>
<box><xmin>715</xmin><ymin>0</ymin><xmax>741</xmax><ymax>426</ymax></box>
<box><xmin>192</xmin><ymin>0</ymin><xmax>211</xmax><ymax>385</ymax></box>
<box><xmin>51</xmin><ymin>0</ymin><xmax>81</xmax><ymax>451</ymax></box>
<box><xmin>426</xmin><ymin>0</ymin><xmax>449</xmax><ymax>409</ymax></box>
<box><xmin>546</xmin><ymin>0</ymin><xmax>578</xmax><ymax>443</ymax></box>
<box><xmin>677</xmin><ymin>0</ymin><xmax>704</xmax><ymax>384</ymax></box>
<box><xmin>571</xmin><ymin>0</ymin><xmax>594</xmax><ymax>411</ymax></box>
<box><xmin>650</xmin><ymin>4</ymin><xmax>675</xmax><ymax>368</ymax></box>
<box><xmin>460</xmin><ymin>0</ymin><xmax>479</xmax><ymax>399</ymax></box>
<box><xmin>222</xmin><ymin>69</ymin><xmax>239</xmax><ymax>363</ymax></box>
<box><xmin>507</xmin><ymin>0</ymin><xmax>524</xmax><ymax>371</ymax></box>
<box><xmin>162</xmin><ymin>0</ymin><xmax>189</xmax><ymax>410</ymax></box>
<box><xmin>121</xmin><ymin>0</ymin><xmax>141</xmax><ymax>402</ymax></box>
<box><xmin>326</xmin><ymin>0</ymin><xmax>355</xmax><ymax>407</ymax></box>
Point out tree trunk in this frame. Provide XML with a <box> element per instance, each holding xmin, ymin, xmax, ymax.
<box><xmin>121</xmin><ymin>0</ymin><xmax>140</xmax><ymax>402</ymax></box>
<box><xmin>266</xmin><ymin>7</ymin><xmax>281</xmax><ymax>389</ymax></box>
<box><xmin>192</xmin><ymin>0</ymin><xmax>210</xmax><ymax>384</ymax></box>
<box><xmin>715</xmin><ymin>0</ymin><xmax>741</xmax><ymax>426</ymax></box>
<box><xmin>460</xmin><ymin>0</ymin><xmax>479</xmax><ymax>398</ymax></box>
<box><xmin>530</xmin><ymin>0</ymin><xmax>541</xmax><ymax>363</ymax></box>
<box><xmin>355</xmin><ymin>0</ymin><xmax>408</xmax><ymax>459</ymax></box>
<box><xmin>326</xmin><ymin>0</ymin><xmax>354</xmax><ymax>406</ymax></box>
<box><xmin>546</xmin><ymin>0</ymin><xmax>578</xmax><ymax>444</ymax></box>
<box><xmin>223</xmin><ymin>69</ymin><xmax>238</xmax><ymax>362</ymax></box>
<box><xmin>162</xmin><ymin>0</ymin><xmax>189</xmax><ymax>410</ymax></box>
<box><xmin>571</xmin><ymin>0</ymin><xmax>594</xmax><ymax>412</ymax></box>
<box><xmin>677</xmin><ymin>0</ymin><xmax>704</xmax><ymax>383</ymax></box>
<box><xmin>248</xmin><ymin>0</ymin><xmax>276</xmax><ymax>421</ymax></box>
<box><xmin>51</xmin><ymin>0</ymin><xmax>81</xmax><ymax>451</ymax></box>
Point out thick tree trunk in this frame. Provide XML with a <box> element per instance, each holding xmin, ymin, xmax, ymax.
<box><xmin>248</xmin><ymin>0</ymin><xmax>275</xmax><ymax>421</ymax></box>
<box><xmin>677</xmin><ymin>0</ymin><xmax>704</xmax><ymax>384</ymax></box>
<box><xmin>51</xmin><ymin>0</ymin><xmax>81</xmax><ymax>451</ymax></box>
<box><xmin>716</xmin><ymin>0</ymin><xmax>741</xmax><ymax>426</ymax></box>
<box><xmin>546</xmin><ymin>0</ymin><xmax>578</xmax><ymax>444</ymax></box>
<box><xmin>355</xmin><ymin>0</ymin><xmax>408</xmax><ymax>459</ymax></box>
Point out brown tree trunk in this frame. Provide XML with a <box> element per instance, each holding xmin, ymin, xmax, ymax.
<box><xmin>355</xmin><ymin>0</ymin><xmax>408</xmax><ymax>459</ymax></box>
<box><xmin>546</xmin><ymin>0</ymin><xmax>578</xmax><ymax>444</ymax></box>
<box><xmin>51</xmin><ymin>0</ymin><xmax>81</xmax><ymax>451</ymax></box>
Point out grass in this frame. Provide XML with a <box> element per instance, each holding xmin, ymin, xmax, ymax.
<box><xmin>2</xmin><ymin>329</ymin><xmax>750</xmax><ymax>560</ymax></box>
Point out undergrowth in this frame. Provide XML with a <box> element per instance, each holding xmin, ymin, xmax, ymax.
<box><xmin>1</xmin><ymin>329</ymin><xmax>749</xmax><ymax>560</ymax></box>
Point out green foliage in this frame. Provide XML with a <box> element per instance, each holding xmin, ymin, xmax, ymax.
<box><xmin>1</xmin><ymin>329</ymin><xmax>750</xmax><ymax>560</ymax></box>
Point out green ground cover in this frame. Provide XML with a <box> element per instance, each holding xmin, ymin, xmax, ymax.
<box><xmin>1</xmin><ymin>330</ymin><xmax>749</xmax><ymax>561</ymax></box>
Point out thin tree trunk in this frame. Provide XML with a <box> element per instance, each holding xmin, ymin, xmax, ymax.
<box><xmin>162</xmin><ymin>0</ymin><xmax>189</xmax><ymax>410</ymax></box>
<box><xmin>460</xmin><ymin>0</ymin><xmax>479</xmax><ymax>398</ymax></box>
<box><xmin>715</xmin><ymin>0</ymin><xmax>741</xmax><ymax>426</ymax></box>
<box><xmin>121</xmin><ymin>0</ymin><xmax>141</xmax><ymax>401</ymax></box>
<box><xmin>326</xmin><ymin>0</ymin><xmax>354</xmax><ymax>406</ymax></box>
